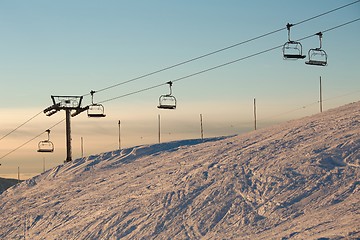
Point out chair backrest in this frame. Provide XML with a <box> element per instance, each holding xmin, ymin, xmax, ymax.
<box><xmin>283</xmin><ymin>41</ymin><xmax>306</xmax><ymax>59</ymax></box>
<box><xmin>158</xmin><ymin>95</ymin><xmax>176</xmax><ymax>109</ymax></box>
<box><xmin>305</xmin><ymin>48</ymin><xmax>327</xmax><ymax>66</ymax></box>
<box><xmin>38</xmin><ymin>140</ymin><xmax>54</xmax><ymax>153</ymax></box>
<box><xmin>87</xmin><ymin>104</ymin><xmax>106</xmax><ymax>117</ymax></box>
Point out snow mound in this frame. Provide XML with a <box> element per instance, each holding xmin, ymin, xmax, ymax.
<box><xmin>0</xmin><ymin>177</ymin><xmax>19</xmax><ymax>194</ymax></box>
<box><xmin>1</xmin><ymin>102</ymin><xmax>360</xmax><ymax>240</ymax></box>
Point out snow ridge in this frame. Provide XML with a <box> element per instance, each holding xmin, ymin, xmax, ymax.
<box><xmin>0</xmin><ymin>102</ymin><xmax>360</xmax><ymax>239</ymax></box>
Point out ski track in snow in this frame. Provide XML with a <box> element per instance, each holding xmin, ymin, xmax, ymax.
<box><xmin>1</xmin><ymin>102</ymin><xmax>360</xmax><ymax>239</ymax></box>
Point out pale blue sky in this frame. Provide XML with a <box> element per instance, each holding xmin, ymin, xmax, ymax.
<box><xmin>1</xmin><ymin>1</ymin><xmax>359</xmax><ymax>179</ymax></box>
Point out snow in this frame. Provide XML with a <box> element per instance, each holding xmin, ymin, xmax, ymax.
<box><xmin>0</xmin><ymin>102</ymin><xmax>360</xmax><ymax>239</ymax></box>
<box><xmin>0</xmin><ymin>177</ymin><xmax>19</xmax><ymax>194</ymax></box>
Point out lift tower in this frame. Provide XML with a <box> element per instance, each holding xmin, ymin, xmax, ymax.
<box><xmin>43</xmin><ymin>96</ymin><xmax>88</xmax><ymax>163</ymax></box>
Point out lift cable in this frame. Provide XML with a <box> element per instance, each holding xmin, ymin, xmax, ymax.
<box><xmin>99</xmin><ymin>18</ymin><xmax>360</xmax><ymax>104</ymax></box>
<box><xmin>319</xmin><ymin>17</ymin><xmax>360</xmax><ymax>34</ymax></box>
<box><xmin>263</xmin><ymin>101</ymin><xmax>320</xmax><ymax>121</ymax></box>
<box><xmin>0</xmin><ymin>18</ymin><xmax>359</xmax><ymax>161</ymax></box>
<box><xmin>1</xmin><ymin>1</ymin><xmax>358</xmax><ymax>143</ymax></box>
<box><xmin>0</xmin><ymin>110</ymin><xmax>44</xmax><ymax>142</ymax></box>
<box><xmin>293</xmin><ymin>0</ymin><xmax>360</xmax><ymax>26</ymax></box>
<box><xmin>99</xmin><ymin>44</ymin><xmax>284</xmax><ymax>104</ymax></box>
<box><xmin>323</xmin><ymin>89</ymin><xmax>360</xmax><ymax>103</ymax></box>
<box><xmin>260</xmin><ymin>88</ymin><xmax>360</xmax><ymax>122</ymax></box>
<box><xmin>0</xmin><ymin>119</ymin><xmax>65</xmax><ymax>161</ymax></box>
<box><xmin>2</xmin><ymin>89</ymin><xmax>359</xmax><ymax>162</ymax></box>
<box><xmin>86</xmin><ymin>29</ymin><xmax>285</xmax><ymax>97</ymax></box>
<box><xmin>85</xmin><ymin>0</ymin><xmax>360</xmax><ymax>97</ymax></box>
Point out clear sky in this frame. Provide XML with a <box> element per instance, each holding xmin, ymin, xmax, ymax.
<box><xmin>1</xmin><ymin>1</ymin><xmax>359</xmax><ymax>179</ymax></box>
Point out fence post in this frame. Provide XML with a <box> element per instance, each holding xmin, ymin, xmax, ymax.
<box><xmin>200</xmin><ymin>114</ymin><xmax>204</xmax><ymax>140</ymax></box>
<box><xmin>254</xmin><ymin>98</ymin><xmax>257</xmax><ymax>130</ymax></box>
<box><xmin>158</xmin><ymin>114</ymin><xmax>161</xmax><ymax>143</ymax></box>
<box><xmin>320</xmin><ymin>76</ymin><xmax>323</xmax><ymax>113</ymax></box>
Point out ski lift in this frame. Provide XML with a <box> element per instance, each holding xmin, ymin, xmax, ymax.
<box><xmin>282</xmin><ymin>23</ymin><xmax>306</xmax><ymax>60</ymax></box>
<box><xmin>87</xmin><ymin>90</ymin><xmax>106</xmax><ymax>118</ymax></box>
<box><xmin>37</xmin><ymin>129</ymin><xmax>54</xmax><ymax>153</ymax></box>
<box><xmin>158</xmin><ymin>81</ymin><xmax>177</xmax><ymax>110</ymax></box>
<box><xmin>305</xmin><ymin>32</ymin><xmax>327</xmax><ymax>66</ymax></box>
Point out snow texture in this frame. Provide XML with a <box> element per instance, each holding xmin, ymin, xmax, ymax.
<box><xmin>0</xmin><ymin>177</ymin><xmax>19</xmax><ymax>194</ymax></box>
<box><xmin>1</xmin><ymin>102</ymin><xmax>360</xmax><ymax>240</ymax></box>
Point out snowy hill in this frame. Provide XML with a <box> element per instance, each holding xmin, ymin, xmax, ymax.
<box><xmin>1</xmin><ymin>102</ymin><xmax>360</xmax><ymax>240</ymax></box>
<box><xmin>0</xmin><ymin>177</ymin><xmax>19</xmax><ymax>194</ymax></box>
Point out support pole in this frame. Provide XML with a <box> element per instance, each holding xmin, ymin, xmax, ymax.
<box><xmin>254</xmin><ymin>98</ymin><xmax>257</xmax><ymax>130</ymax></box>
<box><xmin>81</xmin><ymin>137</ymin><xmax>84</xmax><ymax>158</ymax></box>
<box><xmin>320</xmin><ymin>76</ymin><xmax>323</xmax><ymax>113</ymax></box>
<box><xmin>200</xmin><ymin>114</ymin><xmax>204</xmax><ymax>140</ymax></box>
<box><xmin>158</xmin><ymin>114</ymin><xmax>161</xmax><ymax>144</ymax></box>
<box><xmin>44</xmin><ymin>95</ymin><xmax>87</xmax><ymax>163</ymax></box>
<box><xmin>118</xmin><ymin>120</ymin><xmax>121</xmax><ymax>150</ymax></box>
<box><xmin>65</xmin><ymin>109</ymin><xmax>72</xmax><ymax>163</ymax></box>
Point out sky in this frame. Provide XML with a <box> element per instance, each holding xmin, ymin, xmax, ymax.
<box><xmin>0</xmin><ymin>0</ymin><xmax>359</xmax><ymax>179</ymax></box>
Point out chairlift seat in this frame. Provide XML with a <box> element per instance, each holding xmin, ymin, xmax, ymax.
<box><xmin>158</xmin><ymin>95</ymin><xmax>176</xmax><ymax>110</ymax></box>
<box><xmin>37</xmin><ymin>140</ymin><xmax>54</xmax><ymax>153</ymax></box>
<box><xmin>87</xmin><ymin>104</ymin><xmax>106</xmax><ymax>118</ymax></box>
<box><xmin>38</xmin><ymin>148</ymin><xmax>54</xmax><ymax>153</ymax></box>
<box><xmin>306</xmin><ymin>48</ymin><xmax>327</xmax><ymax>66</ymax></box>
<box><xmin>88</xmin><ymin>112</ymin><xmax>107</xmax><ymax>118</ymax></box>
<box><xmin>305</xmin><ymin>60</ymin><xmax>327</xmax><ymax>66</ymax></box>
<box><xmin>283</xmin><ymin>54</ymin><xmax>306</xmax><ymax>59</ymax></box>
<box><xmin>283</xmin><ymin>41</ymin><xmax>306</xmax><ymax>60</ymax></box>
<box><xmin>158</xmin><ymin>104</ymin><xmax>176</xmax><ymax>110</ymax></box>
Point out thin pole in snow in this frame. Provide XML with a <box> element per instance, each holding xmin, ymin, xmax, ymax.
<box><xmin>320</xmin><ymin>76</ymin><xmax>323</xmax><ymax>113</ymax></box>
<box><xmin>254</xmin><ymin>98</ymin><xmax>257</xmax><ymax>130</ymax></box>
<box><xmin>118</xmin><ymin>120</ymin><xmax>121</xmax><ymax>150</ymax></box>
<box><xmin>158</xmin><ymin>114</ymin><xmax>161</xmax><ymax>144</ymax></box>
<box><xmin>81</xmin><ymin>137</ymin><xmax>84</xmax><ymax>158</ymax></box>
<box><xmin>200</xmin><ymin>114</ymin><xmax>204</xmax><ymax>140</ymax></box>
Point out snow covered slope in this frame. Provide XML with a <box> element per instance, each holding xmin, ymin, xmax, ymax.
<box><xmin>0</xmin><ymin>177</ymin><xmax>19</xmax><ymax>194</ymax></box>
<box><xmin>1</xmin><ymin>102</ymin><xmax>360</xmax><ymax>240</ymax></box>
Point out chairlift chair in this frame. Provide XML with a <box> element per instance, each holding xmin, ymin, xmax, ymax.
<box><xmin>87</xmin><ymin>104</ymin><xmax>106</xmax><ymax>117</ymax></box>
<box><xmin>305</xmin><ymin>32</ymin><xmax>327</xmax><ymax>66</ymax></box>
<box><xmin>283</xmin><ymin>23</ymin><xmax>306</xmax><ymax>60</ymax></box>
<box><xmin>38</xmin><ymin>140</ymin><xmax>54</xmax><ymax>153</ymax></box>
<box><xmin>37</xmin><ymin>129</ymin><xmax>54</xmax><ymax>153</ymax></box>
<box><xmin>158</xmin><ymin>81</ymin><xmax>177</xmax><ymax>110</ymax></box>
<box><xmin>87</xmin><ymin>90</ymin><xmax>106</xmax><ymax>117</ymax></box>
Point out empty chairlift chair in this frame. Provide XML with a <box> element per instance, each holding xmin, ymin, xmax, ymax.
<box><xmin>87</xmin><ymin>90</ymin><xmax>106</xmax><ymax>118</ymax></box>
<box><xmin>158</xmin><ymin>81</ymin><xmax>177</xmax><ymax>110</ymax></box>
<box><xmin>305</xmin><ymin>32</ymin><xmax>328</xmax><ymax>66</ymax></box>
<box><xmin>283</xmin><ymin>23</ymin><xmax>306</xmax><ymax>60</ymax></box>
<box><xmin>37</xmin><ymin>129</ymin><xmax>54</xmax><ymax>153</ymax></box>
